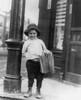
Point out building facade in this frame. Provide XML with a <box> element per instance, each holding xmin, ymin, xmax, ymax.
<box><xmin>38</xmin><ymin>0</ymin><xmax>81</xmax><ymax>85</ymax></box>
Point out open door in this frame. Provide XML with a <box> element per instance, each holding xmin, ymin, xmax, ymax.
<box><xmin>65</xmin><ymin>0</ymin><xmax>81</xmax><ymax>84</ymax></box>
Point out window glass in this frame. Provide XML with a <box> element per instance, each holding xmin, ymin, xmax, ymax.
<box><xmin>71</xmin><ymin>31</ymin><xmax>81</xmax><ymax>41</ymax></box>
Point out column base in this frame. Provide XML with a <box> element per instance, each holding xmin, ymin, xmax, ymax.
<box><xmin>4</xmin><ymin>76</ymin><xmax>21</xmax><ymax>93</ymax></box>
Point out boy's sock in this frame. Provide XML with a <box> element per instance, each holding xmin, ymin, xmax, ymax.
<box><xmin>24</xmin><ymin>87</ymin><xmax>32</xmax><ymax>98</ymax></box>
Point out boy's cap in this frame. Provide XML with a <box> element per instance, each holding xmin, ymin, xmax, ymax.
<box><xmin>24</xmin><ymin>23</ymin><xmax>40</xmax><ymax>36</ymax></box>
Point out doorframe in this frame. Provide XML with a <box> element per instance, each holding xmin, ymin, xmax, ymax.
<box><xmin>63</xmin><ymin>0</ymin><xmax>73</xmax><ymax>79</ymax></box>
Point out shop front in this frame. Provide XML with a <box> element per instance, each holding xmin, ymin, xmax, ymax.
<box><xmin>38</xmin><ymin>0</ymin><xmax>81</xmax><ymax>84</ymax></box>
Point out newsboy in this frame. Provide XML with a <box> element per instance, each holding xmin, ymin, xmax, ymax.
<box><xmin>22</xmin><ymin>23</ymin><xmax>51</xmax><ymax>99</ymax></box>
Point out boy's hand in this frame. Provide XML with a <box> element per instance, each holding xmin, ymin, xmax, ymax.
<box><xmin>44</xmin><ymin>50</ymin><xmax>52</xmax><ymax>54</ymax></box>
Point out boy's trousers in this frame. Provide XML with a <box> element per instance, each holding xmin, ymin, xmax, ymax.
<box><xmin>26</xmin><ymin>60</ymin><xmax>44</xmax><ymax>89</ymax></box>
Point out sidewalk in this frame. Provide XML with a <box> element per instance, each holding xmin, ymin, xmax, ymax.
<box><xmin>0</xmin><ymin>78</ymin><xmax>81</xmax><ymax>100</ymax></box>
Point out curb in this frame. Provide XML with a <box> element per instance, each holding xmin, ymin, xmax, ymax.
<box><xmin>0</xmin><ymin>93</ymin><xmax>28</xmax><ymax>100</ymax></box>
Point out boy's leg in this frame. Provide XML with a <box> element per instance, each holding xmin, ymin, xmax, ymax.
<box><xmin>36</xmin><ymin>72</ymin><xmax>44</xmax><ymax>99</ymax></box>
<box><xmin>33</xmin><ymin>61</ymin><xmax>44</xmax><ymax>98</ymax></box>
<box><xmin>24</xmin><ymin>60</ymin><xmax>35</xmax><ymax>97</ymax></box>
<box><xmin>36</xmin><ymin>73</ymin><xmax>44</xmax><ymax>89</ymax></box>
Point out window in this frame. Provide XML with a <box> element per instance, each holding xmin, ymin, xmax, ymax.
<box><xmin>53</xmin><ymin>0</ymin><xmax>67</xmax><ymax>50</ymax></box>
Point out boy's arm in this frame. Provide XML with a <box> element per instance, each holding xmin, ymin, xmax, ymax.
<box><xmin>41</xmin><ymin>40</ymin><xmax>51</xmax><ymax>54</ymax></box>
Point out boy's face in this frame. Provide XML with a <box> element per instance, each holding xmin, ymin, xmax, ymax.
<box><xmin>28</xmin><ymin>30</ymin><xmax>37</xmax><ymax>39</ymax></box>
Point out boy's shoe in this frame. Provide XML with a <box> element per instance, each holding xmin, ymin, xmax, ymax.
<box><xmin>36</xmin><ymin>89</ymin><xmax>42</xmax><ymax>99</ymax></box>
<box><xmin>24</xmin><ymin>88</ymin><xmax>32</xmax><ymax>98</ymax></box>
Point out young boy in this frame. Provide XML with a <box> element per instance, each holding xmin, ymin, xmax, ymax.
<box><xmin>22</xmin><ymin>23</ymin><xmax>50</xmax><ymax>99</ymax></box>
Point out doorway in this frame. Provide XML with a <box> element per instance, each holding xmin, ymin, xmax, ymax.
<box><xmin>65</xmin><ymin>0</ymin><xmax>81</xmax><ymax>84</ymax></box>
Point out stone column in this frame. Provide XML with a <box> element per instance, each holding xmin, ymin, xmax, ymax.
<box><xmin>4</xmin><ymin>0</ymin><xmax>25</xmax><ymax>93</ymax></box>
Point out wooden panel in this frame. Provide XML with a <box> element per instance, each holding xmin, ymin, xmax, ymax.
<box><xmin>71</xmin><ymin>0</ymin><xmax>81</xmax><ymax>27</ymax></box>
<box><xmin>52</xmin><ymin>50</ymin><xmax>62</xmax><ymax>67</ymax></box>
<box><xmin>39</xmin><ymin>0</ymin><xmax>47</xmax><ymax>10</ymax></box>
<box><xmin>68</xmin><ymin>45</ymin><xmax>81</xmax><ymax>74</ymax></box>
<box><xmin>38</xmin><ymin>0</ymin><xmax>51</xmax><ymax>47</ymax></box>
<box><xmin>66</xmin><ymin>72</ymin><xmax>81</xmax><ymax>85</ymax></box>
<box><xmin>48</xmin><ymin>0</ymin><xmax>57</xmax><ymax>49</ymax></box>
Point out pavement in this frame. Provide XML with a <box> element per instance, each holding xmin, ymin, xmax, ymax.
<box><xmin>0</xmin><ymin>78</ymin><xmax>81</xmax><ymax>100</ymax></box>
